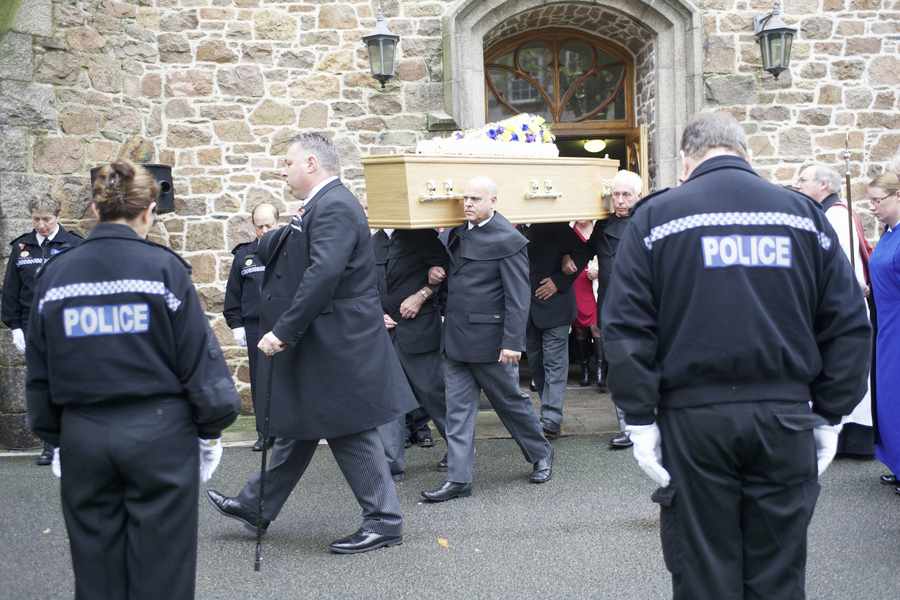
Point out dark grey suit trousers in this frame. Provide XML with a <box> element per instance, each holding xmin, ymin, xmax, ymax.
<box><xmin>444</xmin><ymin>357</ymin><xmax>551</xmax><ymax>484</ymax></box>
<box><xmin>236</xmin><ymin>428</ymin><xmax>402</xmax><ymax>536</ymax></box>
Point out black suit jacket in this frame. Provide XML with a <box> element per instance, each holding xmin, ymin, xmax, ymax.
<box><xmin>526</xmin><ymin>222</ymin><xmax>591</xmax><ymax>330</ymax></box>
<box><xmin>440</xmin><ymin>212</ymin><xmax>530</xmax><ymax>363</ymax></box>
<box><xmin>589</xmin><ymin>215</ymin><xmax>629</xmax><ymax>307</ymax></box>
<box><xmin>255</xmin><ymin>179</ymin><xmax>416</xmax><ymax>439</ymax></box>
<box><xmin>372</xmin><ymin>228</ymin><xmax>448</xmax><ymax>354</ymax></box>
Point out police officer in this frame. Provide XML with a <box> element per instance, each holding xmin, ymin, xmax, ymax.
<box><xmin>26</xmin><ymin>160</ymin><xmax>241</xmax><ymax>600</ymax></box>
<box><xmin>3</xmin><ymin>197</ymin><xmax>82</xmax><ymax>465</ymax></box>
<box><xmin>224</xmin><ymin>202</ymin><xmax>279</xmax><ymax>451</ymax></box>
<box><xmin>602</xmin><ymin>112</ymin><xmax>871</xmax><ymax>600</ymax></box>
<box><xmin>372</xmin><ymin>227</ymin><xmax>450</xmax><ymax>479</ymax></box>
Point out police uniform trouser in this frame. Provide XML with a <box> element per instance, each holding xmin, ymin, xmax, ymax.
<box><xmin>656</xmin><ymin>400</ymin><xmax>820</xmax><ymax>600</ymax></box>
<box><xmin>243</xmin><ymin>319</ymin><xmax>262</xmax><ymax>434</ymax></box>
<box><xmin>59</xmin><ymin>397</ymin><xmax>199</xmax><ymax>600</ymax></box>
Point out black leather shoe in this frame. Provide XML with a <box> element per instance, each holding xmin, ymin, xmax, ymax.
<box><xmin>436</xmin><ymin>453</ymin><xmax>448</xmax><ymax>471</ymax></box>
<box><xmin>529</xmin><ymin>380</ymin><xmax>538</xmax><ymax>392</ymax></box>
<box><xmin>206</xmin><ymin>489</ymin><xmax>269</xmax><ymax>532</ymax></box>
<box><xmin>609</xmin><ymin>432</ymin><xmax>632</xmax><ymax>449</ymax></box>
<box><xmin>421</xmin><ymin>481</ymin><xmax>472</xmax><ymax>502</ymax></box>
<box><xmin>895</xmin><ymin>486</ymin><xmax>900</xmax><ymax>497</ymax></box>
<box><xmin>392</xmin><ymin>472</ymin><xmax>405</xmax><ymax>483</ymax></box>
<box><xmin>880</xmin><ymin>473</ymin><xmax>897</xmax><ymax>486</ymax></box>
<box><xmin>36</xmin><ymin>444</ymin><xmax>53</xmax><ymax>466</ymax></box>
<box><xmin>530</xmin><ymin>447</ymin><xmax>553</xmax><ymax>484</ymax></box>
<box><xmin>329</xmin><ymin>529</ymin><xmax>402</xmax><ymax>554</ymax></box>
<box><xmin>252</xmin><ymin>436</ymin><xmax>274</xmax><ymax>452</ymax></box>
<box><xmin>596</xmin><ymin>382</ymin><xmax>609</xmax><ymax>394</ymax></box>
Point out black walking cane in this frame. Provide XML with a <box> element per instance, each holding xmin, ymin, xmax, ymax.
<box><xmin>254</xmin><ymin>352</ymin><xmax>274</xmax><ymax>572</ymax></box>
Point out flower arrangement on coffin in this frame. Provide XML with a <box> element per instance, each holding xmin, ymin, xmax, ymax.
<box><xmin>416</xmin><ymin>113</ymin><xmax>559</xmax><ymax>158</ymax></box>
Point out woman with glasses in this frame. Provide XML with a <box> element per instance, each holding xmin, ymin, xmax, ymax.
<box><xmin>868</xmin><ymin>172</ymin><xmax>900</xmax><ymax>497</ymax></box>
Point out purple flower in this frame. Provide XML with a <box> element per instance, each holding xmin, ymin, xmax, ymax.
<box><xmin>487</xmin><ymin>128</ymin><xmax>498</xmax><ymax>139</ymax></box>
<box><xmin>525</xmin><ymin>133</ymin><xmax>536</xmax><ymax>143</ymax></box>
<box><xmin>510</xmin><ymin>132</ymin><xmax>519</xmax><ymax>141</ymax></box>
<box><xmin>454</xmin><ymin>131</ymin><xmax>463</xmax><ymax>139</ymax></box>
<box><xmin>497</xmin><ymin>125</ymin><xmax>505</xmax><ymax>134</ymax></box>
<box><xmin>521</xmin><ymin>123</ymin><xmax>530</xmax><ymax>131</ymax></box>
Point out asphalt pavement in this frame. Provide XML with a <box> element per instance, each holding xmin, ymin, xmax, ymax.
<box><xmin>2</xmin><ymin>392</ymin><xmax>898</xmax><ymax>600</ymax></box>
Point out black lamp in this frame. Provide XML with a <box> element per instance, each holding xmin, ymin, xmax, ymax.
<box><xmin>754</xmin><ymin>0</ymin><xmax>796</xmax><ymax>79</ymax></box>
<box><xmin>362</xmin><ymin>9</ymin><xmax>399</xmax><ymax>89</ymax></box>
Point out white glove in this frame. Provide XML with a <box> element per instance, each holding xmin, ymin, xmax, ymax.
<box><xmin>813</xmin><ymin>424</ymin><xmax>842</xmax><ymax>476</ymax></box>
<box><xmin>12</xmin><ymin>328</ymin><xmax>25</xmax><ymax>353</ymax></box>
<box><xmin>199</xmin><ymin>438</ymin><xmax>223</xmax><ymax>482</ymax></box>
<box><xmin>232</xmin><ymin>327</ymin><xmax>247</xmax><ymax>348</ymax></box>
<box><xmin>51</xmin><ymin>448</ymin><xmax>61</xmax><ymax>478</ymax></box>
<box><xmin>626</xmin><ymin>423</ymin><xmax>671</xmax><ymax>488</ymax></box>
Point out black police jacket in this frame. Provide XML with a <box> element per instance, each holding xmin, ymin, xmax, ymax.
<box><xmin>25</xmin><ymin>223</ymin><xmax>240</xmax><ymax>446</ymax></box>
<box><xmin>601</xmin><ymin>155</ymin><xmax>871</xmax><ymax>425</ymax></box>
<box><xmin>223</xmin><ymin>238</ymin><xmax>264</xmax><ymax>328</ymax></box>
<box><xmin>440</xmin><ymin>211</ymin><xmax>530</xmax><ymax>363</ymax></box>
<box><xmin>372</xmin><ymin>228</ymin><xmax>448</xmax><ymax>355</ymax></box>
<box><xmin>526</xmin><ymin>222</ymin><xmax>591</xmax><ymax>330</ymax></box>
<box><xmin>2</xmin><ymin>225</ymin><xmax>82</xmax><ymax>330</ymax></box>
<box><xmin>255</xmin><ymin>179</ymin><xmax>417</xmax><ymax>440</ymax></box>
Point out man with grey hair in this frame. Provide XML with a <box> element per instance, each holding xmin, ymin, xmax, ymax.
<box><xmin>208</xmin><ymin>132</ymin><xmax>418</xmax><ymax>554</ymax></box>
<box><xmin>602</xmin><ymin>111</ymin><xmax>870</xmax><ymax>599</ymax></box>
<box><xmin>587</xmin><ymin>169</ymin><xmax>643</xmax><ymax>448</ymax></box>
<box><xmin>796</xmin><ymin>163</ymin><xmax>874</xmax><ymax>457</ymax></box>
<box><xmin>3</xmin><ymin>196</ymin><xmax>82</xmax><ymax>465</ymax></box>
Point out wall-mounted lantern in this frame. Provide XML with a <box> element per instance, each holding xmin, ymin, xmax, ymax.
<box><xmin>754</xmin><ymin>0</ymin><xmax>796</xmax><ymax>79</ymax></box>
<box><xmin>363</xmin><ymin>10</ymin><xmax>399</xmax><ymax>89</ymax></box>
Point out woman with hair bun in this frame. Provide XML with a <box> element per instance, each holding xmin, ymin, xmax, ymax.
<box><xmin>25</xmin><ymin>160</ymin><xmax>241</xmax><ymax>600</ymax></box>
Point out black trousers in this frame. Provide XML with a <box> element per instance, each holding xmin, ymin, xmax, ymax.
<box><xmin>244</xmin><ymin>319</ymin><xmax>263</xmax><ymax>435</ymax></box>
<box><xmin>656</xmin><ymin>401</ymin><xmax>820</xmax><ymax>600</ymax></box>
<box><xmin>59</xmin><ymin>398</ymin><xmax>199</xmax><ymax>600</ymax></box>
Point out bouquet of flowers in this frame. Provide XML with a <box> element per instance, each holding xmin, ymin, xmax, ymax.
<box><xmin>416</xmin><ymin>113</ymin><xmax>559</xmax><ymax>157</ymax></box>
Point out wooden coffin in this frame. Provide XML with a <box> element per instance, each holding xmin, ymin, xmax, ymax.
<box><xmin>361</xmin><ymin>154</ymin><xmax>618</xmax><ymax>229</ymax></box>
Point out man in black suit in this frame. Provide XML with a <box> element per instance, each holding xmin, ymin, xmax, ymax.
<box><xmin>525</xmin><ymin>222</ymin><xmax>590</xmax><ymax>438</ymax></box>
<box><xmin>372</xmin><ymin>228</ymin><xmax>449</xmax><ymax>480</ymax></box>
<box><xmin>421</xmin><ymin>176</ymin><xmax>554</xmax><ymax>503</ymax></box>
<box><xmin>207</xmin><ymin>133</ymin><xmax>417</xmax><ymax>554</ymax></box>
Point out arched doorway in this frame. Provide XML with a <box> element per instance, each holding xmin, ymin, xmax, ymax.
<box><xmin>441</xmin><ymin>0</ymin><xmax>703</xmax><ymax>188</ymax></box>
<box><xmin>483</xmin><ymin>28</ymin><xmax>643</xmax><ymax>181</ymax></box>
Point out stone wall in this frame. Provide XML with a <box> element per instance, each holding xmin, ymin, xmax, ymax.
<box><xmin>1</xmin><ymin>0</ymin><xmax>898</xmax><ymax>448</ymax></box>
<box><xmin>701</xmin><ymin>0</ymin><xmax>900</xmax><ymax>236</ymax></box>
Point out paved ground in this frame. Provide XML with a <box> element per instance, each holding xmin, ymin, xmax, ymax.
<box><xmin>2</xmin><ymin>387</ymin><xmax>898</xmax><ymax>600</ymax></box>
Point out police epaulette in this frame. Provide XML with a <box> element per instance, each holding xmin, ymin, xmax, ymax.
<box><xmin>8</xmin><ymin>232</ymin><xmax>31</xmax><ymax>246</ymax></box>
<box><xmin>143</xmin><ymin>238</ymin><xmax>192</xmax><ymax>270</ymax></box>
<box><xmin>630</xmin><ymin>187</ymin><xmax>670</xmax><ymax>213</ymax></box>
<box><xmin>231</xmin><ymin>240</ymin><xmax>252</xmax><ymax>255</ymax></box>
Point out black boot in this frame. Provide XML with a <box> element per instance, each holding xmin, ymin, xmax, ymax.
<box><xmin>579</xmin><ymin>361</ymin><xmax>591</xmax><ymax>387</ymax></box>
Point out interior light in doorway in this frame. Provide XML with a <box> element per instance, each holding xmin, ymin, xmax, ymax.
<box><xmin>584</xmin><ymin>139</ymin><xmax>607</xmax><ymax>153</ymax></box>
<box><xmin>363</xmin><ymin>4</ymin><xmax>400</xmax><ymax>89</ymax></box>
<box><xmin>753</xmin><ymin>0</ymin><xmax>796</xmax><ymax>79</ymax></box>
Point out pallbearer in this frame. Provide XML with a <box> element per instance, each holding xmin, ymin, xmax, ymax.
<box><xmin>26</xmin><ymin>160</ymin><xmax>241</xmax><ymax>600</ymax></box>
<box><xmin>2</xmin><ymin>197</ymin><xmax>82</xmax><ymax>465</ymax></box>
<box><xmin>224</xmin><ymin>202</ymin><xmax>280</xmax><ymax>451</ymax></box>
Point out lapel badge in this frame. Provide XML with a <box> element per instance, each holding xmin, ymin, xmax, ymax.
<box><xmin>245</xmin><ymin>258</ymin><xmax>253</xmax><ymax>266</ymax></box>
<box><xmin>20</xmin><ymin>250</ymin><xmax>29</xmax><ymax>257</ymax></box>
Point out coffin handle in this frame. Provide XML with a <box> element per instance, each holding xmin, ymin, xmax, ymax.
<box><xmin>525</xmin><ymin>178</ymin><xmax>562</xmax><ymax>201</ymax></box>
<box><xmin>418</xmin><ymin>179</ymin><xmax>465</xmax><ymax>203</ymax></box>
